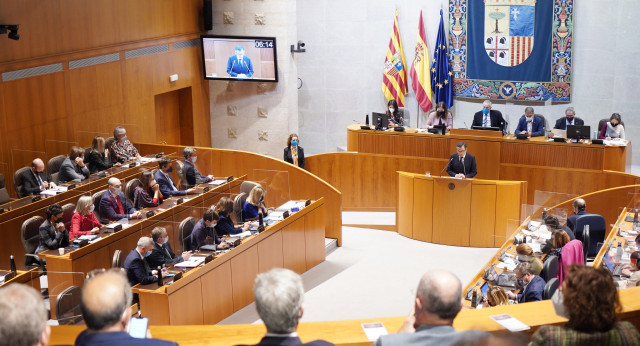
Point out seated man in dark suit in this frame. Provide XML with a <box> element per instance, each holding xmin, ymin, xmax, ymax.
<box><xmin>471</xmin><ymin>100</ymin><xmax>505</xmax><ymax>129</ymax></box>
<box><xmin>20</xmin><ymin>158</ymin><xmax>57</xmax><ymax>197</ymax></box>
<box><xmin>515</xmin><ymin>107</ymin><xmax>544</xmax><ymax>137</ymax></box>
<box><xmin>506</xmin><ymin>262</ymin><xmax>546</xmax><ymax>303</ymax></box>
<box><xmin>58</xmin><ymin>146</ymin><xmax>90</xmax><ymax>183</ymax></box>
<box><xmin>238</xmin><ymin>268</ymin><xmax>332</xmax><ymax>346</ymax></box>
<box><xmin>566</xmin><ymin>198</ymin><xmax>589</xmax><ymax>232</ymax></box>
<box><xmin>446</xmin><ymin>142</ymin><xmax>477</xmax><ymax>179</ymax></box>
<box><xmin>190</xmin><ymin>208</ymin><xmax>230</xmax><ymax>251</ymax></box>
<box><xmin>551</xmin><ymin>106</ymin><xmax>584</xmax><ymax>135</ymax></box>
<box><xmin>375</xmin><ymin>270</ymin><xmax>485</xmax><ymax>346</ymax></box>
<box><xmin>147</xmin><ymin>226</ymin><xmax>191</xmax><ymax>269</ymax></box>
<box><xmin>123</xmin><ymin>236</ymin><xmax>164</xmax><ymax>286</ymax></box>
<box><xmin>75</xmin><ymin>269</ymin><xmax>177</xmax><ymax>345</ymax></box>
<box><xmin>544</xmin><ymin>214</ymin><xmax>575</xmax><ymax>240</ymax></box>
<box><xmin>99</xmin><ymin>177</ymin><xmax>141</xmax><ymax>222</ymax></box>
<box><xmin>154</xmin><ymin>157</ymin><xmax>196</xmax><ymax>198</ymax></box>
<box><xmin>182</xmin><ymin>147</ymin><xmax>212</xmax><ymax>188</ymax></box>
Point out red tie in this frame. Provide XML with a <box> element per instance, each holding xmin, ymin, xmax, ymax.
<box><xmin>113</xmin><ymin>195</ymin><xmax>124</xmax><ymax>214</ymax></box>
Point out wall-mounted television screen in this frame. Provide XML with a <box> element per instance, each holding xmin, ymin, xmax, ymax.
<box><xmin>200</xmin><ymin>35</ymin><xmax>278</xmax><ymax>82</ymax></box>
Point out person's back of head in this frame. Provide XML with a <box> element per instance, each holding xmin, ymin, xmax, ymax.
<box><xmin>544</xmin><ymin>215</ymin><xmax>560</xmax><ymax>230</ymax></box>
<box><xmin>552</xmin><ymin>230</ymin><xmax>570</xmax><ymax>249</ymax></box>
<box><xmin>414</xmin><ymin>270</ymin><xmax>462</xmax><ymax>326</ymax></box>
<box><xmin>81</xmin><ymin>271</ymin><xmax>132</xmax><ymax>332</ymax></box>
<box><xmin>573</xmin><ymin>198</ymin><xmax>586</xmax><ymax>212</ymax></box>
<box><xmin>253</xmin><ymin>268</ymin><xmax>304</xmax><ymax>334</ymax></box>
<box><xmin>0</xmin><ymin>283</ymin><xmax>50</xmax><ymax>346</ymax></box>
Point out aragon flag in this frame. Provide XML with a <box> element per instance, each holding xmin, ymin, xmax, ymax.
<box><xmin>410</xmin><ymin>10</ymin><xmax>433</xmax><ymax>113</ymax></box>
<box><xmin>382</xmin><ymin>10</ymin><xmax>408</xmax><ymax>106</ymax></box>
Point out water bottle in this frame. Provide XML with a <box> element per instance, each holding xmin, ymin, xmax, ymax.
<box><xmin>634</xmin><ymin>209</ymin><xmax>639</xmax><ymax>230</ymax></box>
<box><xmin>616</xmin><ymin>242</ymin><xmax>623</xmax><ymax>263</ymax></box>
<box><xmin>157</xmin><ymin>266</ymin><xmax>163</xmax><ymax>287</ymax></box>
<box><xmin>471</xmin><ymin>289</ymin><xmax>478</xmax><ymax>308</ymax></box>
<box><xmin>9</xmin><ymin>255</ymin><xmax>16</xmax><ymax>273</ymax></box>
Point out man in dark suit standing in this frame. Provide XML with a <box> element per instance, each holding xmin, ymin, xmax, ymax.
<box><xmin>147</xmin><ymin>226</ymin><xmax>191</xmax><ymax>268</ymax></box>
<box><xmin>75</xmin><ymin>269</ymin><xmax>177</xmax><ymax>345</ymax></box>
<box><xmin>552</xmin><ymin>106</ymin><xmax>584</xmax><ymax>132</ymax></box>
<box><xmin>19</xmin><ymin>158</ymin><xmax>56</xmax><ymax>197</ymax></box>
<box><xmin>566</xmin><ymin>198</ymin><xmax>589</xmax><ymax>232</ymax></box>
<box><xmin>471</xmin><ymin>100</ymin><xmax>505</xmax><ymax>129</ymax></box>
<box><xmin>182</xmin><ymin>147</ymin><xmax>212</xmax><ymax>188</ymax></box>
<box><xmin>507</xmin><ymin>262</ymin><xmax>546</xmax><ymax>303</ymax></box>
<box><xmin>446</xmin><ymin>142</ymin><xmax>477</xmax><ymax>179</ymax></box>
<box><xmin>238</xmin><ymin>268</ymin><xmax>333</xmax><ymax>346</ymax></box>
<box><xmin>99</xmin><ymin>177</ymin><xmax>141</xmax><ymax>222</ymax></box>
<box><xmin>154</xmin><ymin>157</ymin><xmax>196</xmax><ymax>198</ymax></box>
<box><xmin>123</xmin><ymin>236</ymin><xmax>163</xmax><ymax>286</ymax></box>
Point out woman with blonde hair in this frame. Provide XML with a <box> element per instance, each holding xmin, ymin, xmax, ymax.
<box><xmin>243</xmin><ymin>186</ymin><xmax>269</xmax><ymax>221</ymax></box>
<box><xmin>69</xmin><ymin>195</ymin><xmax>100</xmax><ymax>240</ymax></box>
<box><xmin>484</xmin><ymin>286</ymin><xmax>509</xmax><ymax>307</ymax></box>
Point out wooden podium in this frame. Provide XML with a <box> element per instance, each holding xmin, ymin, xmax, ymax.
<box><xmin>397</xmin><ymin>172</ymin><xmax>527</xmax><ymax>247</ymax></box>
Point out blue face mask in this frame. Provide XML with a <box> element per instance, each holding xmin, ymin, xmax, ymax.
<box><xmin>144</xmin><ymin>251</ymin><xmax>151</xmax><ymax>258</ymax></box>
<box><xmin>482</xmin><ymin>108</ymin><xmax>489</xmax><ymax>115</ymax></box>
<box><xmin>167</xmin><ymin>166</ymin><xmax>173</xmax><ymax>173</ymax></box>
<box><xmin>291</xmin><ymin>140</ymin><xmax>298</xmax><ymax>147</ymax></box>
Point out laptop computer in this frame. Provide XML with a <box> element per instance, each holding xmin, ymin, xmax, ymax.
<box><xmin>603</xmin><ymin>251</ymin><xmax>624</xmax><ymax>277</ymax></box>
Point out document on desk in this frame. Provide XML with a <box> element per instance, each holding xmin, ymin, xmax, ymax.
<box><xmin>209</xmin><ymin>179</ymin><xmax>227</xmax><ymax>186</ymax></box>
<box><xmin>278</xmin><ymin>201</ymin><xmax>306</xmax><ymax>211</ymax></box>
<box><xmin>490</xmin><ymin>314</ymin><xmax>530</xmax><ymax>332</ymax></box>
<box><xmin>174</xmin><ymin>257</ymin><xmax>205</xmax><ymax>268</ymax></box>
<box><xmin>78</xmin><ymin>234</ymin><xmax>98</xmax><ymax>241</ymax></box>
<box><xmin>361</xmin><ymin>322</ymin><xmax>388</xmax><ymax>341</ymax></box>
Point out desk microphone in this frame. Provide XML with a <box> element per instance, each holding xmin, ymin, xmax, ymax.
<box><xmin>462</xmin><ymin>156</ymin><xmax>466</xmax><ymax>177</ymax></box>
<box><xmin>440</xmin><ymin>157</ymin><xmax>454</xmax><ymax>177</ymax></box>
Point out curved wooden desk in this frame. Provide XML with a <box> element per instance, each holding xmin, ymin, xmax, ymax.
<box><xmin>347</xmin><ymin>124</ymin><xmax>630</xmax><ymax>174</ymax></box>
<box><xmin>397</xmin><ymin>172</ymin><xmax>526</xmax><ymax>247</ymax></box>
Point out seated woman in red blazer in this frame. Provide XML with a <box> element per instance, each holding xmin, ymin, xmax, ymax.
<box><xmin>70</xmin><ymin>195</ymin><xmax>100</xmax><ymax>240</ymax></box>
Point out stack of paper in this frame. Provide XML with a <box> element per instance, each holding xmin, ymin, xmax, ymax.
<box><xmin>174</xmin><ymin>257</ymin><xmax>205</xmax><ymax>268</ymax></box>
<box><xmin>209</xmin><ymin>180</ymin><xmax>227</xmax><ymax>186</ymax></box>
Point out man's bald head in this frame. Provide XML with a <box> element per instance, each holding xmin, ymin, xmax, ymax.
<box><xmin>31</xmin><ymin>158</ymin><xmax>44</xmax><ymax>172</ymax></box>
<box><xmin>573</xmin><ymin>198</ymin><xmax>586</xmax><ymax>212</ymax></box>
<box><xmin>81</xmin><ymin>271</ymin><xmax>132</xmax><ymax>331</ymax></box>
<box><xmin>415</xmin><ymin>270</ymin><xmax>462</xmax><ymax>323</ymax></box>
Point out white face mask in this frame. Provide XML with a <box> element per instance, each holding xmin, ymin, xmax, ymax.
<box><xmin>526</xmin><ymin>116</ymin><xmax>533</xmax><ymax>122</ymax></box>
<box><xmin>88</xmin><ymin>205</ymin><xmax>95</xmax><ymax>213</ymax></box>
<box><xmin>551</xmin><ymin>289</ymin><xmax>568</xmax><ymax>318</ymax></box>
<box><xmin>389</xmin><ymin>107</ymin><xmax>395</xmax><ymax>113</ymax></box>
<box><xmin>113</xmin><ymin>187</ymin><xmax>122</xmax><ymax>196</ymax></box>
<box><xmin>192</xmin><ymin>156</ymin><xmax>197</xmax><ymax>163</ymax></box>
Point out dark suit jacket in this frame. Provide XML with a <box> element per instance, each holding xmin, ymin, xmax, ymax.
<box><xmin>446</xmin><ymin>153</ymin><xmax>477</xmax><ymax>178</ymax></box>
<box><xmin>99</xmin><ymin>191</ymin><xmax>136</xmax><ymax>222</ymax></box>
<box><xmin>190</xmin><ymin>218</ymin><xmax>221</xmax><ymax>251</ymax></box>
<box><xmin>471</xmin><ymin>110</ymin><xmax>505</xmax><ymax>129</ymax></box>
<box><xmin>283</xmin><ymin>147</ymin><xmax>305</xmax><ymax>169</ymax></box>
<box><xmin>19</xmin><ymin>169</ymin><xmax>52</xmax><ymax>197</ymax></box>
<box><xmin>184</xmin><ymin>160</ymin><xmax>211</xmax><ymax>188</ymax></box>
<box><xmin>147</xmin><ymin>242</ymin><xmax>183</xmax><ymax>269</ymax></box>
<box><xmin>553</xmin><ymin>117</ymin><xmax>584</xmax><ymax>130</ymax></box>
<box><xmin>86</xmin><ymin>150</ymin><xmax>112</xmax><ymax>174</ymax></box>
<box><xmin>216</xmin><ymin>214</ymin><xmax>243</xmax><ymax>237</ymax></box>
<box><xmin>226</xmin><ymin>55</ymin><xmax>254</xmax><ymax>77</ymax></box>
<box><xmin>237</xmin><ymin>336</ymin><xmax>333</xmax><ymax>346</ymax></box>
<box><xmin>515</xmin><ymin>116</ymin><xmax>544</xmax><ymax>137</ymax></box>
<box><xmin>74</xmin><ymin>330</ymin><xmax>177</xmax><ymax>346</ymax></box>
<box><xmin>154</xmin><ymin>169</ymin><xmax>186</xmax><ymax>197</ymax></box>
<box><xmin>123</xmin><ymin>249</ymin><xmax>157</xmax><ymax>286</ymax></box>
<box><xmin>567</xmin><ymin>210</ymin><xmax>589</xmax><ymax>232</ymax></box>
<box><xmin>58</xmin><ymin>157</ymin><xmax>90</xmax><ymax>183</ymax></box>
<box><xmin>517</xmin><ymin>275</ymin><xmax>545</xmax><ymax>303</ymax></box>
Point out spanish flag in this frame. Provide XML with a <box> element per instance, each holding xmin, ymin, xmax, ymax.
<box><xmin>382</xmin><ymin>10</ymin><xmax>408</xmax><ymax>107</ymax></box>
<box><xmin>410</xmin><ymin>11</ymin><xmax>433</xmax><ymax>113</ymax></box>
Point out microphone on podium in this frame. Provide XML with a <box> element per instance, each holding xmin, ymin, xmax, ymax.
<box><xmin>440</xmin><ymin>156</ymin><xmax>454</xmax><ymax>177</ymax></box>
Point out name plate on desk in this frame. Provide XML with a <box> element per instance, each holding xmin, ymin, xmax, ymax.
<box><xmin>146</xmin><ymin>211</ymin><xmax>155</xmax><ymax>218</ymax></box>
<box><xmin>202</xmin><ymin>186</ymin><xmax>210</xmax><ymax>193</ymax></box>
<box><xmin>67</xmin><ymin>184</ymin><xmax>76</xmax><ymax>190</ymax></box>
<box><xmin>31</xmin><ymin>196</ymin><xmax>41</xmax><ymax>203</ymax></box>
<box><xmin>449</xmin><ymin>128</ymin><xmax>503</xmax><ymax>138</ymax></box>
<box><xmin>227</xmin><ymin>176</ymin><xmax>233</xmax><ymax>182</ymax></box>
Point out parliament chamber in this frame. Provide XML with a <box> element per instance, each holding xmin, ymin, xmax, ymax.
<box><xmin>1</xmin><ymin>1</ymin><xmax>639</xmax><ymax>345</ymax></box>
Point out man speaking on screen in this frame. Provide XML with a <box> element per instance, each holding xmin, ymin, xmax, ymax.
<box><xmin>227</xmin><ymin>45</ymin><xmax>254</xmax><ymax>78</ymax></box>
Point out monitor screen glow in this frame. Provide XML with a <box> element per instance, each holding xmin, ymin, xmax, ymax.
<box><xmin>200</xmin><ymin>35</ymin><xmax>278</xmax><ymax>83</ymax></box>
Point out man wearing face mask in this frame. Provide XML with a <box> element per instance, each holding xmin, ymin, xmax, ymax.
<box><xmin>552</xmin><ymin>106</ymin><xmax>584</xmax><ymax>134</ymax></box>
<box><xmin>515</xmin><ymin>107</ymin><xmax>544</xmax><ymax>137</ymax></box>
<box><xmin>183</xmin><ymin>147</ymin><xmax>212</xmax><ymax>189</ymax></box>
<box><xmin>99</xmin><ymin>177</ymin><xmax>141</xmax><ymax>223</ymax></box>
<box><xmin>124</xmin><ymin>236</ymin><xmax>165</xmax><ymax>286</ymax></box>
<box><xmin>147</xmin><ymin>226</ymin><xmax>191</xmax><ymax>269</ymax></box>
<box><xmin>58</xmin><ymin>146</ymin><xmax>90</xmax><ymax>183</ymax></box>
<box><xmin>36</xmin><ymin>203</ymin><xmax>70</xmax><ymax>254</ymax></box>
<box><xmin>471</xmin><ymin>100</ymin><xmax>505</xmax><ymax>129</ymax></box>
<box><xmin>506</xmin><ymin>262</ymin><xmax>545</xmax><ymax>303</ymax></box>
<box><xmin>190</xmin><ymin>208</ymin><xmax>231</xmax><ymax>251</ymax></box>
<box><xmin>111</xmin><ymin>126</ymin><xmax>141</xmax><ymax>163</ymax></box>
<box><xmin>154</xmin><ymin>157</ymin><xmax>196</xmax><ymax>198</ymax></box>
<box><xmin>19</xmin><ymin>158</ymin><xmax>57</xmax><ymax>197</ymax></box>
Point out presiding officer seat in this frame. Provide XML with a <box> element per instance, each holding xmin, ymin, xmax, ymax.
<box><xmin>574</xmin><ymin>214</ymin><xmax>606</xmax><ymax>258</ymax></box>
<box><xmin>542</xmin><ymin>278</ymin><xmax>559</xmax><ymax>300</ymax></box>
<box><xmin>178</xmin><ymin>217</ymin><xmax>196</xmax><ymax>252</ymax></box>
<box><xmin>21</xmin><ymin>216</ymin><xmax>45</xmax><ymax>269</ymax></box>
<box><xmin>14</xmin><ymin>166</ymin><xmax>31</xmax><ymax>198</ymax></box>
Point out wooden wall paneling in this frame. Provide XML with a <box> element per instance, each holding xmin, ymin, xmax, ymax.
<box><xmin>139</xmin><ymin>291</ymin><xmax>171</xmax><ymax>325</ymax></box>
<box><xmin>432</xmin><ymin>179</ymin><xmax>471</xmax><ymax>246</ymax></box>
<box><xmin>469</xmin><ymin>183</ymin><xmax>496</xmax><ymax>247</ymax></box>
<box><xmin>411</xmin><ymin>177</ymin><xmax>434</xmax><ymax>242</ymax></box>
<box><xmin>304</xmin><ymin>204</ymin><xmax>326</xmax><ymax>269</ymax></box>
<box><xmin>154</xmin><ymin>91</ymin><xmax>182</xmax><ymax>145</ymax></box>
<box><xmin>257</xmin><ymin>231</ymin><xmax>284</xmax><ymax>273</ymax></box>
<box><xmin>178</xmin><ymin>87</ymin><xmax>195</xmax><ymax>146</ymax></box>
<box><xmin>230</xmin><ymin>245</ymin><xmax>259</xmax><ymax>311</ymax></box>
<box><xmin>282</xmin><ymin>217</ymin><xmax>307</xmax><ymax>274</ymax></box>
<box><xmin>495</xmin><ymin>183</ymin><xmax>524</xmax><ymax>246</ymax></box>
<box><xmin>168</xmin><ymin>278</ymin><xmax>205</xmax><ymax>325</ymax></box>
<box><xmin>201</xmin><ymin>261</ymin><xmax>235</xmax><ymax>325</ymax></box>
<box><xmin>396</xmin><ymin>172</ymin><xmax>414</xmax><ymax>238</ymax></box>
<box><xmin>455</xmin><ymin>139</ymin><xmax>500</xmax><ymax>180</ymax></box>
<box><xmin>123</xmin><ymin>98</ymin><xmax>155</xmax><ymax>144</ymax></box>
<box><xmin>501</xmin><ymin>142</ymin><xmax>602</xmax><ymax>170</ymax></box>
